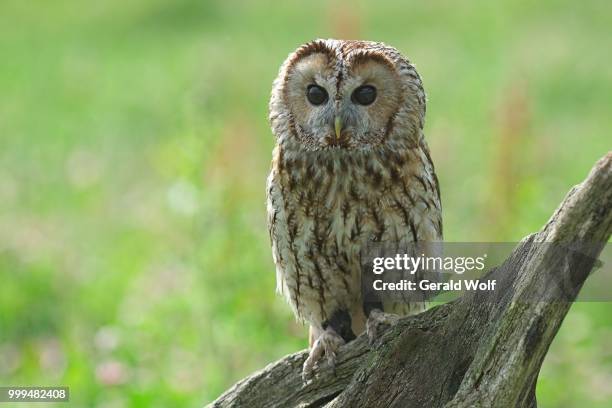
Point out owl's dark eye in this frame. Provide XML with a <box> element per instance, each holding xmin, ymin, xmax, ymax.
<box><xmin>352</xmin><ymin>85</ymin><xmax>377</xmax><ymax>106</ymax></box>
<box><xmin>306</xmin><ymin>84</ymin><xmax>328</xmax><ymax>106</ymax></box>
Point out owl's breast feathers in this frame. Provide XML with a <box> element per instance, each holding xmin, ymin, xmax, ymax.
<box><xmin>267</xmin><ymin>140</ymin><xmax>442</xmax><ymax>326</ymax></box>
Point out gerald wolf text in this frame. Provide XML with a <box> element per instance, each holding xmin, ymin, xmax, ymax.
<box><xmin>373</xmin><ymin>279</ymin><xmax>497</xmax><ymax>292</ymax></box>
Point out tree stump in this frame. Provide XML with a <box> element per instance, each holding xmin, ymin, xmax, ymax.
<box><xmin>208</xmin><ymin>153</ymin><xmax>612</xmax><ymax>408</ymax></box>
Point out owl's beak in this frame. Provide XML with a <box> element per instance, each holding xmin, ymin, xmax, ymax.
<box><xmin>334</xmin><ymin>116</ymin><xmax>343</xmax><ymax>142</ymax></box>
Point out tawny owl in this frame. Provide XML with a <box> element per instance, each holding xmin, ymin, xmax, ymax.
<box><xmin>266</xmin><ymin>39</ymin><xmax>442</xmax><ymax>380</ymax></box>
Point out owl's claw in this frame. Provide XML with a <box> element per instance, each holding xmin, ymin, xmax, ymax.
<box><xmin>302</xmin><ymin>328</ymin><xmax>344</xmax><ymax>383</ymax></box>
<box><xmin>366</xmin><ymin>309</ymin><xmax>400</xmax><ymax>345</ymax></box>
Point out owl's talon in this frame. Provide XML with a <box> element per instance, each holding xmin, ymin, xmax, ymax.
<box><xmin>366</xmin><ymin>309</ymin><xmax>400</xmax><ymax>345</ymax></box>
<box><xmin>301</xmin><ymin>328</ymin><xmax>344</xmax><ymax>383</ymax></box>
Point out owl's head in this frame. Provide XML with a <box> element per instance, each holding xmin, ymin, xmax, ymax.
<box><xmin>270</xmin><ymin>39</ymin><xmax>426</xmax><ymax>151</ymax></box>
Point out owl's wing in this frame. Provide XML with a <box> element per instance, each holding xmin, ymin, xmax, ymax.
<box><xmin>380</xmin><ymin>139</ymin><xmax>443</xmax><ymax>315</ymax></box>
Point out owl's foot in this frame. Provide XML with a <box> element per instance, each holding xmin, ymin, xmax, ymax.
<box><xmin>366</xmin><ymin>309</ymin><xmax>400</xmax><ymax>345</ymax></box>
<box><xmin>302</xmin><ymin>327</ymin><xmax>345</xmax><ymax>383</ymax></box>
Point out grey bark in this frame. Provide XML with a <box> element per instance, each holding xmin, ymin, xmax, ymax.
<box><xmin>207</xmin><ymin>153</ymin><xmax>612</xmax><ymax>408</ymax></box>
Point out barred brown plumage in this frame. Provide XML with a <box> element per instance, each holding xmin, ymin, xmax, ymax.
<box><xmin>267</xmin><ymin>39</ymin><xmax>442</xmax><ymax>381</ymax></box>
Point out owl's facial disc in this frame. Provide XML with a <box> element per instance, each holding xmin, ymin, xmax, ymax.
<box><xmin>284</xmin><ymin>50</ymin><xmax>402</xmax><ymax>150</ymax></box>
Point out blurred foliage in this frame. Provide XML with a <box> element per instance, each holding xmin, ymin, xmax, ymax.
<box><xmin>0</xmin><ymin>0</ymin><xmax>610</xmax><ymax>406</ymax></box>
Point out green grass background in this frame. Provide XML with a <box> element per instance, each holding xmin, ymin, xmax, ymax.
<box><xmin>0</xmin><ymin>0</ymin><xmax>610</xmax><ymax>406</ymax></box>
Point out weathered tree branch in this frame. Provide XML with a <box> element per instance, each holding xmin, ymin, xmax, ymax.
<box><xmin>208</xmin><ymin>153</ymin><xmax>612</xmax><ymax>408</ymax></box>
